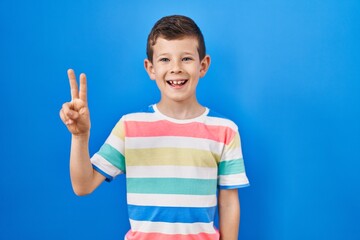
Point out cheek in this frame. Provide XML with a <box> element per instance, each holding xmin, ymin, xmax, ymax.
<box><xmin>191</xmin><ymin>66</ymin><xmax>202</xmax><ymax>77</ymax></box>
<box><xmin>154</xmin><ymin>66</ymin><xmax>167</xmax><ymax>76</ymax></box>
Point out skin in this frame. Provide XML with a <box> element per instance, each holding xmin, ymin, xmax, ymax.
<box><xmin>59</xmin><ymin>69</ymin><xmax>105</xmax><ymax>196</ymax></box>
<box><xmin>219</xmin><ymin>189</ymin><xmax>241</xmax><ymax>240</ymax></box>
<box><xmin>60</xmin><ymin>37</ymin><xmax>241</xmax><ymax>239</ymax></box>
<box><xmin>144</xmin><ymin>37</ymin><xmax>210</xmax><ymax>119</ymax></box>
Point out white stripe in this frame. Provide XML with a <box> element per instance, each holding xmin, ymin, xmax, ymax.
<box><xmin>126</xmin><ymin>166</ymin><xmax>217</xmax><ymax>179</ymax></box>
<box><xmin>90</xmin><ymin>154</ymin><xmax>122</xmax><ymax>177</ymax></box>
<box><xmin>129</xmin><ymin>219</ymin><xmax>217</xmax><ymax>235</ymax></box>
<box><xmin>221</xmin><ymin>146</ymin><xmax>243</xmax><ymax>161</ymax></box>
<box><xmin>153</xmin><ymin>105</ymin><xmax>210</xmax><ymax>124</ymax></box>
<box><xmin>204</xmin><ymin>116</ymin><xmax>238</xmax><ymax>131</ymax></box>
<box><xmin>126</xmin><ymin>136</ymin><xmax>224</xmax><ymax>156</ymax></box>
<box><xmin>218</xmin><ymin>172</ymin><xmax>249</xmax><ymax>186</ymax></box>
<box><xmin>124</xmin><ymin>111</ymin><xmax>238</xmax><ymax>131</ymax></box>
<box><xmin>124</xmin><ymin>112</ymin><xmax>163</xmax><ymax>122</ymax></box>
<box><xmin>127</xmin><ymin>193</ymin><xmax>217</xmax><ymax>207</ymax></box>
<box><xmin>105</xmin><ymin>134</ymin><xmax>125</xmax><ymax>155</ymax></box>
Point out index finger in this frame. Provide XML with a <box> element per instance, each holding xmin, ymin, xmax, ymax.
<box><xmin>67</xmin><ymin>69</ymin><xmax>79</xmax><ymax>100</ymax></box>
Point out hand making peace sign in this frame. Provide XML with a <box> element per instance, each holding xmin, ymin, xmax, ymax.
<box><xmin>60</xmin><ymin>69</ymin><xmax>91</xmax><ymax>136</ymax></box>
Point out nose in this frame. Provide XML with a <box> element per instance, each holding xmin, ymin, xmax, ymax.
<box><xmin>170</xmin><ymin>60</ymin><xmax>182</xmax><ymax>74</ymax></box>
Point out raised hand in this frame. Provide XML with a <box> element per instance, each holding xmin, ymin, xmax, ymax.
<box><xmin>60</xmin><ymin>69</ymin><xmax>91</xmax><ymax>136</ymax></box>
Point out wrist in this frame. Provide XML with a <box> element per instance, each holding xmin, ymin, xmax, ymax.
<box><xmin>72</xmin><ymin>132</ymin><xmax>90</xmax><ymax>141</ymax></box>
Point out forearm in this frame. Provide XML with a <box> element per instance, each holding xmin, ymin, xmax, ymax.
<box><xmin>218</xmin><ymin>189</ymin><xmax>240</xmax><ymax>240</ymax></box>
<box><xmin>70</xmin><ymin>134</ymin><xmax>95</xmax><ymax>195</ymax></box>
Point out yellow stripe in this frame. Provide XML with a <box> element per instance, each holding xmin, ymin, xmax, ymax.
<box><xmin>125</xmin><ymin>148</ymin><xmax>220</xmax><ymax>167</ymax></box>
<box><xmin>229</xmin><ymin>133</ymin><xmax>240</xmax><ymax>148</ymax></box>
<box><xmin>112</xmin><ymin>119</ymin><xmax>125</xmax><ymax>140</ymax></box>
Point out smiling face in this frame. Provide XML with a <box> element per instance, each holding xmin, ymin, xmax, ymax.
<box><xmin>145</xmin><ymin>36</ymin><xmax>210</xmax><ymax>106</ymax></box>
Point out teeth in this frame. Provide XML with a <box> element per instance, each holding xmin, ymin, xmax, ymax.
<box><xmin>167</xmin><ymin>80</ymin><xmax>186</xmax><ymax>86</ymax></box>
<box><xmin>170</xmin><ymin>80</ymin><xmax>185</xmax><ymax>85</ymax></box>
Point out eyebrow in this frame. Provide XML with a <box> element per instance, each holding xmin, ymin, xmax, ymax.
<box><xmin>182</xmin><ymin>51</ymin><xmax>196</xmax><ymax>56</ymax></box>
<box><xmin>156</xmin><ymin>51</ymin><xmax>196</xmax><ymax>57</ymax></box>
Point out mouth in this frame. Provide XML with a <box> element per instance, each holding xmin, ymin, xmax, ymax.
<box><xmin>166</xmin><ymin>80</ymin><xmax>188</xmax><ymax>88</ymax></box>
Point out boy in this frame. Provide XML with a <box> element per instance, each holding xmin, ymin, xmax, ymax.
<box><xmin>60</xmin><ymin>15</ymin><xmax>249</xmax><ymax>240</ymax></box>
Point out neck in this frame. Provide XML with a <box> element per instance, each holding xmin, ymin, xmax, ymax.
<box><xmin>156</xmin><ymin>99</ymin><xmax>205</xmax><ymax>120</ymax></box>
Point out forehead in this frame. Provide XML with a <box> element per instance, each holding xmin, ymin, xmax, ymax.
<box><xmin>152</xmin><ymin>37</ymin><xmax>199</xmax><ymax>56</ymax></box>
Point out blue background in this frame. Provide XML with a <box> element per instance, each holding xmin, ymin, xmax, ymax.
<box><xmin>1</xmin><ymin>0</ymin><xmax>359</xmax><ymax>239</ymax></box>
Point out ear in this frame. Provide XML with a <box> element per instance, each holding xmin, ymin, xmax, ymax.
<box><xmin>199</xmin><ymin>55</ymin><xmax>211</xmax><ymax>78</ymax></box>
<box><xmin>144</xmin><ymin>59</ymin><xmax>156</xmax><ymax>80</ymax></box>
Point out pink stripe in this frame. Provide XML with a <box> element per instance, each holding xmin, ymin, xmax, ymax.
<box><xmin>126</xmin><ymin>230</ymin><xmax>220</xmax><ymax>240</ymax></box>
<box><xmin>124</xmin><ymin>120</ymin><xmax>235</xmax><ymax>145</ymax></box>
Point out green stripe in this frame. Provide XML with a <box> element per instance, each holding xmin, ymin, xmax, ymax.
<box><xmin>127</xmin><ymin>178</ymin><xmax>217</xmax><ymax>195</ymax></box>
<box><xmin>98</xmin><ymin>143</ymin><xmax>126</xmax><ymax>172</ymax></box>
<box><xmin>218</xmin><ymin>158</ymin><xmax>245</xmax><ymax>175</ymax></box>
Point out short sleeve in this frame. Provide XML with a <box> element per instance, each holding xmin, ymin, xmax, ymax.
<box><xmin>91</xmin><ymin>117</ymin><xmax>126</xmax><ymax>182</ymax></box>
<box><xmin>218</xmin><ymin>130</ymin><xmax>250</xmax><ymax>189</ymax></box>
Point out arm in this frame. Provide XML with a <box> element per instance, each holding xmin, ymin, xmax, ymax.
<box><xmin>218</xmin><ymin>188</ymin><xmax>240</xmax><ymax>240</ymax></box>
<box><xmin>69</xmin><ymin>134</ymin><xmax>105</xmax><ymax>196</ymax></box>
<box><xmin>60</xmin><ymin>69</ymin><xmax>105</xmax><ymax>196</ymax></box>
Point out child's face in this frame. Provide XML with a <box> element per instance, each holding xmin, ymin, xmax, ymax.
<box><xmin>145</xmin><ymin>37</ymin><xmax>210</xmax><ymax>105</ymax></box>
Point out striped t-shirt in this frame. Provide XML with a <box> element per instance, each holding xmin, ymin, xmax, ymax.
<box><xmin>91</xmin><ymin>104</ymin><xmax>249</xmax><ymax>240</ymax></box>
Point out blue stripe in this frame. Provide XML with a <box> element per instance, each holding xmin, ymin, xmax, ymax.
<box><xmin>128</xmin><ymin>205</ymin><xmax>216</xmax><ymax>223</ymax></box>
<box><xmin>92</xmin><ymin>164</ymin><xmax>113</xmax><ymax>182</ymax></box>
<box><xmin>219</xmin><ymin>183</ymin><xmax>250</xmax><ymax>189</ymax></box>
